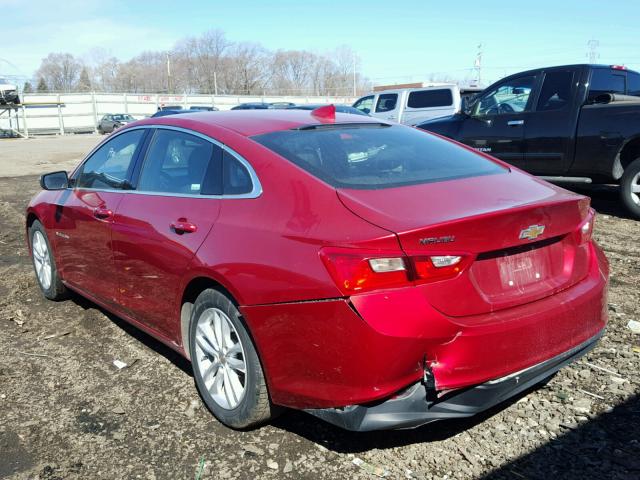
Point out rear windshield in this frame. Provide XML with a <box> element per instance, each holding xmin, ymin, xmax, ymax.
<box><xmin>252</xmin><ymin>124</ymin><xmax>506</xmax><ymax>189</ymax></box>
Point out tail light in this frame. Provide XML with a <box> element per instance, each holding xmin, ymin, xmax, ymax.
<box><xmin>319</xmin><ymin>247</ymin><xmax>471</xmax><ymax>295</ymax></box>
<box><xmin>576</xmin><ymin>208</ymin><xmax>595</xmax><ymax>245</ymax></box>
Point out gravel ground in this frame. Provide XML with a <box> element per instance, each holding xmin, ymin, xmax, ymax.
<box><xmin>0</xmin><ymin>137</ymin><xmax>639</xmax><ymax>480</ymax></box>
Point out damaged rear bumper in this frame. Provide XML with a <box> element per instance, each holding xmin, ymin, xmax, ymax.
<box><xmin>306</xmin><ymin>330</ymin><xmax>602</xmax><ymax>431</ymax></box>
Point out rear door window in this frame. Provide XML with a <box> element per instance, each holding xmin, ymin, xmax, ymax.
<box><xmin>588</xmin><ymin>69</ymin><xmax>626</xmax><ymax>101</ymax></box>
<box><xmin>137</xmin><ymin>129</ymin><xmax>221</xmax><ymax>195</ymax></box>
<box><xmin>75</xmin><ymin>129</ymin><xmax>144</xmax><ymax>189</ymax></box>
<box><xmin>223</xmin><ymin>151</ymin><xmax>253</xmax><ymax>195</ymax></box>
<box><xmin>407</xmin><ymin>89</ymin><xmax>453</xmax><ymax>108</ymax></box>
<box><xmin>627</xmin><ymin>72</ymin><xmax>640</xmax><ymax>97</ymax></box>
<box><xmin>375</xmin><ymin>94</ymin><xmax>398</xmax><ymax>113</ymax></box>
<box><xmin>536</xmin><ymin>70</ymin><xmax>574</xmax><ymax>111</ymax></box>
<box><xmin>253</xmin><ymin>124</ymin><xmax>505</xmax><ymax>189</ymax></box>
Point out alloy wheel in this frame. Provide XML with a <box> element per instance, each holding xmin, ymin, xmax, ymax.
<box><xmin>194</xmin><ymin>308</ymin><xmax>247</xmax><ymax>410</ymax></box>
<box><xmin>32</xmin><ymin>231</ymin><xmax>52</xmax><ymax>290</ymax></box>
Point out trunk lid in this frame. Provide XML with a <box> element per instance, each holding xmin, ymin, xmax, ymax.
<box><xmin>337</xmin><ymin>170</ymin><xmax>592</xmax><ymax>316</ymax></box>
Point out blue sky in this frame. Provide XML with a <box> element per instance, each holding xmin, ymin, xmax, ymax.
<box><xmin>1</xmin><ymin>0</ymin><xmax>639</xmax><ymax>86</ymax></box>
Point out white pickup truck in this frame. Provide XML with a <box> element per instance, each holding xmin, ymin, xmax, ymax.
<box><xmin>0</xmin><ymin>78</ymin><xmax>20</xmax><ymax>105</ymax></box>
<box><xmin>352</xmin><ymin>83</ymin><xmax>481</xmax><ymax>125</ymax></box>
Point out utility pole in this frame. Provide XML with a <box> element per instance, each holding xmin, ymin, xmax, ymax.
<box><xmin>474</xmin><ymin>43</ymin><xmax>483</xmax><ymax>86</ymax></box>
<box><xmin>353</xmin><ymin>53</ymin><xmax>357</xmax><ymax>97</ymax></box>
<box><xmin>587</xmin><ymin>39</ymin><xmax>600</xmax><ymax>64</ymax></box>
<box><xmin>166</xmin><ymin>52</ymin><xmax>172</xmax><ymax>94</ymax></box>
<box><xmin>214</xmin><ymin>71</ymin><xmax>218</xmax><ymax>96</ymax></box>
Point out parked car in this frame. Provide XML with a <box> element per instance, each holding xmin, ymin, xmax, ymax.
<box><xmin>151</xmin><ymin>109</ymin><xmax>194</xmax><ymax>118</ymax></box>
<box><xmin>27</xmin><ymin>108</ymin><xmax>608</xmax><ymax>431</ymax></box>
<box><xmin>231</xmin><ymin>102</ymin><xmax>295</xmax><ymax>110</ymax></box>
<box><xmin>97</xmin><ymin>114</ymin><xmax>136</xmax><ymax>134</ymax></box>
<box><xmin>352</xmin><ymin>84</ymin><xmax>482</xmax><ymax>125</ymax></box>
<box><xmin>189</xmin><ymin>105</ymin><xmax>219</xmax><ymax>111</ymax></box>
<box><xmin>417</xmin><ymin>64</ymin><xmax>640</xmax><ymax>218</ymax></box>
<box><xmin>0</xmin><ymin>77</ymin><xmax>20</xmax><ymax>105</ymax></box>
<box><xmin>287</xmin><ymin>103</ymin><xmax>369</xmax><ymax>116</ymax></box>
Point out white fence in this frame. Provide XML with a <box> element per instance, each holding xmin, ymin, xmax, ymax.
<box><xmin>0</xmin><ymin>92</ymin><xmax>358</xmax><ymax>137</ymax></box>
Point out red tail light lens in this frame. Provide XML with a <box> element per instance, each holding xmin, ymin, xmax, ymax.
<box><xmin>319</xmin><ymin>247</ymin><xmax>471</xmax><ymax>295</ymax></box>
<box><xmin>412</xmin><ymin>255</ymin><xmax>470</xmax><ymax>283</ymax></box>
<box><xmin>319</xmin><ymin>248</ymin><xmax>409</xmax><ymax>294</ymax></box>
<box><xmin>576</xmin><ymin>209</ymin><xmax>595</xmax><ymax>244</ymax></box>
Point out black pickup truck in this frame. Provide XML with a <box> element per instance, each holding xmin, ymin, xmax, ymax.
<box><xmin>417</xmin><ymin>64</ymin><xmax>640</xmax><ymax>218</ymax></box>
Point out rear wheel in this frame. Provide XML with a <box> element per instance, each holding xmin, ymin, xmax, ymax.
<box><xmin>29</xmin><ymin>220</ymin><xmax>67</xmax><ymax>300</ymax></box>
<box><xmin>620</xmin><ymin>158</ymin><xmax>640</xmax><ymax>218</ymax></box>
<box><xmin>189</xmin><ymin>288</ymin><xmax>276</xmax><ymax>429</ymax></box>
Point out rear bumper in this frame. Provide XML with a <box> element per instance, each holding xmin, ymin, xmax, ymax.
<box><xmin>306</xmin><ymin>330</ymin><xmax>602</xmax><ymax>431</ymax></box>
<box><xmin>241</xmin><ymin>241</ymin><xmax>608</xmax><ymax>410</ymax></box>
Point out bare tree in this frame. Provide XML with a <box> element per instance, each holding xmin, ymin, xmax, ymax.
<box><xmin>33</xmin><ymin>30</ymin><xmax>369</xmax><ymax>97</ymax></box>
<box><xmin>271</xmin><ymin>50</ymin><xmax>317</xmax><ymax>95</ymax></box>
<box><xmin>36</xmin><ymin>53</ymin><xmax>83</xmax><ymax>93</ymax></box>
<box><xmin>175</xmin><ymin>29</ymin><xmax>230</xmax><ymax>94</ymax></box>
<box><xmin>222</xmin><ymin>43</ymin><xmax>270</xmax><ymax>95</ymax></box>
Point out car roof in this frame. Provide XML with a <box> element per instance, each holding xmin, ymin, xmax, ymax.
<box><xmin>136</xmin><ymin>109</ymin><xmax>385</xmax><ymax>137</ymax></box>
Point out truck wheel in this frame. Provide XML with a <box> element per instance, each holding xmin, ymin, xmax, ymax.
<box><xmin>620</xmin><ymin>158</ymin><xmax>640</xmax><ymax>218</ymax></box>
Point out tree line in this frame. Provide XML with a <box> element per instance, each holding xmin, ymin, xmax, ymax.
<box><xmin>24</xmin><ymin>29</ymin><xmax>370</xmax><ymax>97</ymax></box>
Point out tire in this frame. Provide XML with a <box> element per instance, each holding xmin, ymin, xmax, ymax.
<box><xmin>29</xmin><ymin>220</ymin><xmax>67</xmax><ymax>300</ymax></box>
<box><xmin>620</xmin><ymin>158</ymin><xmax>640</xmax><ymax>218</ymax></box>
<box><xmin>189</xmin><ymin>288</ymin><xmax>276</xmax><ymax>429</ymax></box>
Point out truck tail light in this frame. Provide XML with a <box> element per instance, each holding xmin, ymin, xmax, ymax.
<box><xmin>319</xmin><ymin>247</ymin><xmax>471</xmax><ymax>295</ymax></box>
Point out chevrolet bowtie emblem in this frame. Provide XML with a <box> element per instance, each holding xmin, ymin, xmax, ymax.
<box><xmin>519</xmin><ymin>224</ymin><xmax>545</xmax><ymax>241</ymax></box>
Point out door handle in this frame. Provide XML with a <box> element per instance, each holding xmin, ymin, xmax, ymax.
<box><xmin>507</xmin><ymin>120</ymin><xmax>525</xmax><ymax>126</ymax></box>
<box><xmin>171</xmin><ymin>219</ymin><xmax>197</xmax><ymax>234</ymax></box>
<box><xmin>93</xmin><ymin>207</ymin><xmax>113</xmax><ymax>220</ymax></box>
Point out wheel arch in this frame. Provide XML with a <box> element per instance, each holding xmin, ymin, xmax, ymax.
<box><xmin>615</xmin><ymin>135</ymin><xmax>640</xmax><ymax>180</ymax></box>
<box><xmin>179</xmin><ymin>275</ymin><xmax>240</xmax><ymax>360</ymax></box>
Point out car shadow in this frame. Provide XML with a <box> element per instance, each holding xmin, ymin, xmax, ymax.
<box><xmin>482</xmin><ymin>393</ymin><xmax>640</xmax><ymax>479</ymax></box>
<box><xmin>66</xmin><ymin>289</ymin><xmax>193</xmax><ymax>377</ymax></box>
<box><xmin>271</xmin><ymin>383</ymin><xmax>544</xmax><ymax>453</ymax></box>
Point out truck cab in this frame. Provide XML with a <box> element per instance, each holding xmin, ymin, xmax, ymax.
<box><xmin>418</xmin><ymin>64</ymin><xmax>640</xmax><ymax>217</ymax></box>
<box><xmin>353</xmin><ymin>84</ymin><xmax>482</xmax><ymax>125</ymax></box>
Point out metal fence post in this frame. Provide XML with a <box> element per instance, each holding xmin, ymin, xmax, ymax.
<box><xmin>57</xmin><ymin>94</ymin><xmax>65</xmax><ymax>135</ymax></box>
<box><xmin>91</xmin><ymin>92</ymin><xmax>99</xmax><ymax>133</ymax></box>
<box><xmin>21</xmin><ymin>105</ymin><xmax>28</xmax><ymax>138</ymax></box>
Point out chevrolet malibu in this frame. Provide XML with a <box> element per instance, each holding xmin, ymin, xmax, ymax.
<box><xmin>26</xmin><ymin>106</ymin><xmax>609</xmax><ymax>431</ymax></box>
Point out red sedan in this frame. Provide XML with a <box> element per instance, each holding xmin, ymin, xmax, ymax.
<box><xmin>26</xmin><ymin>107</ymin><xmax>608</xmax><ymax>431</ymax></box>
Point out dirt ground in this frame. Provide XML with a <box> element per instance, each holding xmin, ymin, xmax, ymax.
<box><xmin>0</xmin><ymin>136</ymin><xmax>639</xmax><ymax>480</ymax></box>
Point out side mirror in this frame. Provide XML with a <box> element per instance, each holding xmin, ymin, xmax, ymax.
<box><xmin>40</xmin><ymin>171</ymin><xmax>69</xmax><ymax>190</ymax></box>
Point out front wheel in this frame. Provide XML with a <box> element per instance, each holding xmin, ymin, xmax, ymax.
<box><xmin>620</xmin><ymin>158</ymin><xmax>640</xmax><ymax>218</ymax></box>
<box><xmin>29</xmin><ymin>220</ymin><xmax>67</xmax><ymax>300</ymax></box>
<box><xmin>188</xmin><ymin>288</ymin><xmax>277</xmax><ymax>429</ymax></box>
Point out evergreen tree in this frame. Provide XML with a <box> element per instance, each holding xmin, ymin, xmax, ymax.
<box><xmin>77</xmin><ymin>67</ymin><xmax>91</xmax><ymax>92</ymax></box>
<box><xmin>36</xmin><ymin>77</ymin><xmax>48</xmax><ymax>93</ymax></box>
<box><xmin>22</xmin><ymin>81</ymin><xmax>34</xmax><ymax>94</ymax></box>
